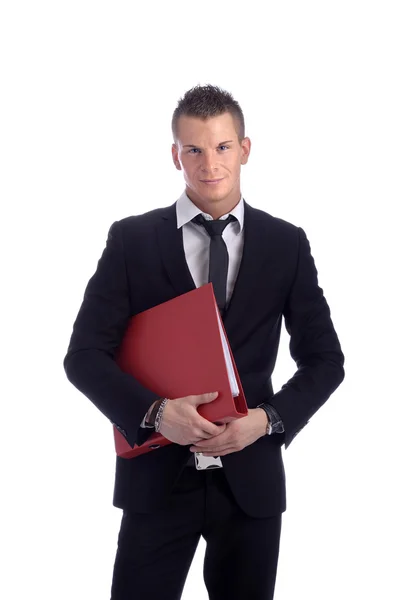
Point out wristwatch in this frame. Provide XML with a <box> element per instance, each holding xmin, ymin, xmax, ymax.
<box><xmin>257</xmin><ymin>403</ymin><xmax>285</xmax><ymax>435</ymax></box>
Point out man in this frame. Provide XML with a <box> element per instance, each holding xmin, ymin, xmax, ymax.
<box><xmin>64</xmin><ymin>84</ymin><xmax>345</xmax><ymax>600</ymax></box>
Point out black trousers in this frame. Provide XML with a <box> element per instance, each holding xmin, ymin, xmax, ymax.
<box><xmin>110</xmin><ymin>466</ymin><xmax>282</xmax><ymax>600</ymax></box>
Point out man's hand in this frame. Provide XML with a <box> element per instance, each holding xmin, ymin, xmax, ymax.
<box><xmin>159</xmin><ymin>392</ymin><xmax>227</xmax><ymax>446</ymax></box>
<box><xmin>189</xmin><ymin>408</ymin><xmax>268</xmax><ymax>457</ymax></box>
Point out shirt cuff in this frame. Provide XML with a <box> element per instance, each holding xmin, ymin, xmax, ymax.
<box><xmin>140</xmin><ymin>415</ymin><xmax>155</xmax><ymax>428</ymax></box>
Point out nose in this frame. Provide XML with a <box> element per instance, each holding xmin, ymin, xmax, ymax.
<box><xmin>200</xmin><ymin>151</ymin><xmax>218</xmax><ymax>175</ymax></box>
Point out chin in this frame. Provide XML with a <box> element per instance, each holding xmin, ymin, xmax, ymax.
<box><xmin>200</xmin><ymin>183</ymin><xmax>228</xmax><ymax>195</ymax></box>
<box><xmin>188</xmin><ymin>183</ymin><xmax>231</xmax><ymax>204</ymax></box>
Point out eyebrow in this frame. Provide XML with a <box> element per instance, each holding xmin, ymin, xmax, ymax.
<box><xmin>183</xmin><ymin>140</ymin><xmax>234</xmax><ymax>148</ymax></box>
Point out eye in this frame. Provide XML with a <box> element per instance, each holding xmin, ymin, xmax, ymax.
<box><xmin>219</xmin><ymin>145</ymin><xmax>229</xmax><ymax>151</ymax></box>
<box><xmin>188</xmin><ymin>148</ymin><xmax>200</xmax><ymax>154</ymax></box>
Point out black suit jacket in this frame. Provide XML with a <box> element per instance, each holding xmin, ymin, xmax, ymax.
<box><xmin>64</xmin><ymin>200</ymin><xmax>345</xmax><ymax>518</ymax></box>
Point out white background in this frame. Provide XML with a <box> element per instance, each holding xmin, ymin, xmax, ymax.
<box><xmin>1</xmin><ymin>1</ymin><xmax>398</xmax><ymax>598</ymax></box>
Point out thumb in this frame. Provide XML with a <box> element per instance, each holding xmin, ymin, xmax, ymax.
<box><xmin>195</xmin><ymin>391</ymin><xmax>219</xmax><ymax>405</ymax></box>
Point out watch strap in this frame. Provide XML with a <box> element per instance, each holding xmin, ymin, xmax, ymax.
<box><xmin>257</xmin><ymin>403</ymin><xmax>285</xmax><ymax>435</ymax></box>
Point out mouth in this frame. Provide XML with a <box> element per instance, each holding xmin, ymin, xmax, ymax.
<box><xmin>201</xmin><ymin>178</ymin><xmax>224</xmax><ymax>185</ymax></box>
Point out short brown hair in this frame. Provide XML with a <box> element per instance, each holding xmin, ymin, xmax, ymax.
<box><xmin>172</xmin><ymin>84</ymin><xmax>245</xmax><ymax>143</ymax></box>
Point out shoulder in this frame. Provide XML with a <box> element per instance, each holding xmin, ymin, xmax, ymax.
<box><xmin>119</xmin><ymin>205</ymin><xmax>172</xmax><ymax>227</ymax></box>
<box><xmin>249</xmin><ymin>204</ymin><xmax>298</xmax><ymax>228</ymax></box>
<box><xmin>246</xmin><ymin>202</ymin><xmax>302</xmax><ymax>240</ymax></box>
<box><xmin>110</xmin><ymin>204</ymin><xmax>175</xmax><ymax>237</ymax></box>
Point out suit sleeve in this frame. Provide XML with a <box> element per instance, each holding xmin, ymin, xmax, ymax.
<box><xmin>63</xmin><ymin>220</ymin><xmax>161</xmax><ymax>448</ymax></box>
<box><xmin>266</xmin><ymin>226</ymin><xmax>345</xmax><ymax>449</ymax></box>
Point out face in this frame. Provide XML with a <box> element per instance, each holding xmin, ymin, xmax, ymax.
<box><xmin>171</xmin><ymin>112</ymin><xmax>251</xmax><ymax>219</ymax></box>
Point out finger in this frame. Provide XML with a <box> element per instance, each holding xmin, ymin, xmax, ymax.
<box><xmin>194</xmin><ymin>430</ymin><xmax>221</xmax><ymax>442</ymax></box>
<box><xmin>198</xmin><ymin>432</ymin><xmax>216</xmax><ymax>440</ymax></box>
<box><xmin>194</xmin><ymin>429</ymin><xmax>227</xmax><ymax>446</ymax></box>
<box><xmin>193</xmin><ymin>436</ymin><xmax>212</xmax><ymax>444</ymax></box>
<box><xmin>190</xmin><ymin>442</ymin><xmax>230</xmax><ymax>453</ymax></box>
<box><xmin>194</xmin><ymin>435</ymin><xmax>224</xmax><ymax>448</ymax></box>
<box><xmin>193</xmin><ymin>429</ymin><xmax>223</xmax><ymax>443</ymax></box>
<box><xmin>198</xmin><ymin>418</ymin><xmax>225</xmax><ymax>437</ymax></box>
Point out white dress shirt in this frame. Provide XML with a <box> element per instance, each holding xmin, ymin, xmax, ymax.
<box><xmin>140</xmin><ymin>190</ymin><xmax>245</xmax><ymax>428</ymax></box>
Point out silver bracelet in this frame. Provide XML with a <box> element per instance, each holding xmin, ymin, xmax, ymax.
<box><xmin>154</xmin><ymin>398</ymin><xmax>168</xmax><ymax>432</ymax></box>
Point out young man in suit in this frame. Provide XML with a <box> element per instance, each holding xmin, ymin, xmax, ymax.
<box><xmin>64</xmin><ymin>84</ymin><xmax>345</xmax><ymax>600</ymax></box>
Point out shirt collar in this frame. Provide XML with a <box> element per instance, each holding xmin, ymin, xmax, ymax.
<box><xmin>176</xmin><ymin>190</ymin><xmax>244</xmax><ymax>233</ymax></box>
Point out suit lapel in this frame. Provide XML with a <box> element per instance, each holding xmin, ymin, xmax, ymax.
<box><xmin>155</xmin><ymin>200</ymin><xmax>273</xmax><ymax>342</ymax></box>
<box><xmin>155</xmin><ymin>203</ymin><xmax>197</xmax><ymax>297</ymax></box>
<box><xmin>223</xmin><ymin>201</ymin><xmax>272</xmax><ymax>336</ymax></box>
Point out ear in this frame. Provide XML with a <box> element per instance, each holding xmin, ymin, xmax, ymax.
<box><xmin>240</xmin><ymin>137</ymin><xmax>251</xmax><ymax>165</ymax></box>
<box><xmin>171</xmin><ymin>143</ymin><xmax>181</xmax><ymax>170</ymax></box>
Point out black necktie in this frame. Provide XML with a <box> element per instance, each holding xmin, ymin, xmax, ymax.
<box><xmin>192</xmin><ymin>213</ymin><xmax>237</xmax><ymax>314</ymax></box>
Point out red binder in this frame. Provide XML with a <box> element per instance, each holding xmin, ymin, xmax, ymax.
<box><xmin>114</xmin><ymin>283</ymin><xmax>248</xmax><ymax>458</ymax></box>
